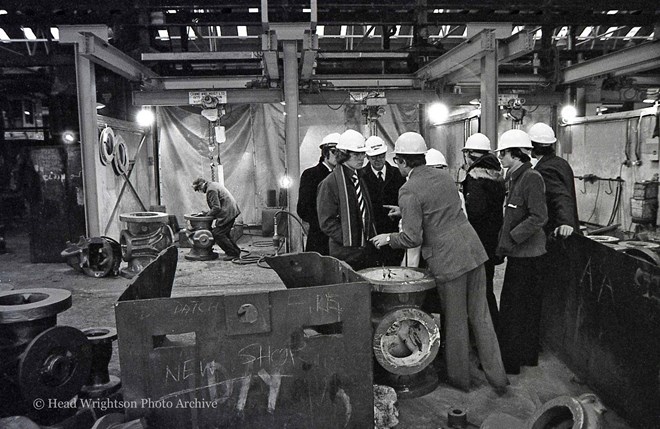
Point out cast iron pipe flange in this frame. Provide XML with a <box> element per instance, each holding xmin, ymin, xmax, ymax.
<box><xmin>99</xmin><ymin>127</ymin><xmax>115</xmax><ymax>166</ymax></box>
<box><xmin>81</xmin><ymin>327</ymin><xmax>121</xmax><ymax>398</ymax></box>
<box><xmin>18</xmin><ymin>325</ymin><xmax>92</xmax><ymax>404</ymax></box>
<box><xmin>527</xmin><ymin>394</ymin><xmax>605</xmax><ymax>429</ymax></box>
<box><xmin>61</xmin><ymin>236</ymin><xmax>122</xmax><ymax>278</ymax></box>
<box><xmin>0</xmin><ymin>288</ymin><xmax>72</xmax><ymax>324</ymax></box>
<box><xmin>112</xmin><ymin>136</ymin><xmax>129</xmax><ymax>176</ymax></box>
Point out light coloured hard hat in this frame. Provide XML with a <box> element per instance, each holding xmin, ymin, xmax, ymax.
<box><xmin>319</xmin><ymin>132</ymin><xmax>341</xmax><ymax>148</ymax></box>
<box><xmin>336</xmin><ymin>129</ymin><xmax>367</xmax><ymax>152</ymax></box>
<box><xmin>366</xmin><ymin>136</ymin><xmax>387</xmax><ymax>156</ymax></box>
<box><xmin>528</xmin><ymin>122</ymin><xmax>557</xmax><ymax>144</ymax></box>
<box><xmin>425</xmin><ymin>148</ymin><xmax>448</xmax><ymax>166</ymax></box>
<box><xmin>495</xmin><ymin>129</ymin><xmax>533</xmax><ymax>152</ymax></box>
<box><xmin>462</xmin><ymin>133</ymin><xmax>491</xmax><ymax>151</ymax></box>
<box><xmin>394</xmin><ymin>132</ymin><xmax>427</xmax><ymax>155</ymax></box>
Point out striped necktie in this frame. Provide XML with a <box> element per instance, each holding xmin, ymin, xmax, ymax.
<box><xmin>351</xmin><ymin>173</ymin><xmax>367</xmax><ymax>244</ymax></box>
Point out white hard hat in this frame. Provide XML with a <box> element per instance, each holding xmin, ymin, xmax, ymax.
<box><xmin>336</xmin><ymin>129</ymin><xmax>367</xmax><ymax>152</ymax></box>
<box><xmin>462</xmin><ymin>133</ymin><xmax>491</xmax><ymax>151</ymax></box>
<box><xmin>320</xmin><ymin>132</ymin><xmax>341</xmax><ymax>148</ymax></box>
<box><xmin>425</xmin><ymin>148</ymin><xmax>447</xmax><ymax>166</ymax></box>
<box><xmin>528</xmin><ymin>122</ymin><xmax>557</xmax><ymax>144</ymax></box>
<box><xmin>394</xmin><ymin>132</ymin><xmax>427</xmax><ymax>155</ymax></box>
<box><xmin>366</xmin><ymin>136</ymin><xmax>387</xmax><ymax>156</ymax></box>
<box><xmin>495</xmin><ymin>129</ymin><xmax>533</xmax><ymax>151</ymax></box>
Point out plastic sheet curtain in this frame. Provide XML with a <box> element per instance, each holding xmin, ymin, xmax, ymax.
<box><xmin>158</xmin><ymin>103</ymin><xmax>418</xmax><ymax>226</ymax></box>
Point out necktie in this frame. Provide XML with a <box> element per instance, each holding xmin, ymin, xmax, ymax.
<box><xmin>378</xmin><ymin>171</ymin><xmax>384</xmax><ymax>182</ymax></box>
<box><xmin>352</xmin><ymin>173</ymin><xmax>367</xmax><ymax>244</ymax></box>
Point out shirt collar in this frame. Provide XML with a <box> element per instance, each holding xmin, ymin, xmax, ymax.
<box><xmin>371</xmin><ymin>165</ymin><xmax>385</xmax><ymax>179</ymax></box>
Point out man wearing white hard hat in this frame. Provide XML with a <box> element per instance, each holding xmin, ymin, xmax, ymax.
<box><xmin>297</xmin><ymin>132</ymin><xmax>340</xmax><ymax>255</ymax></box>
<box><xmin>317</xmin><ymin>129</ymin><xmax>377</xmax><ymax>270</ymax></box>
<box><xmin>495</xmin><ymin>129</ymin><xmax>548</xmax><ymax>375</ymax></box>
<box><xmin>425</xmin><ymin>148</ymin><xmax>448</xmax><ymax>168</ymax></box>
<box><xmin>360</xmin><ymin>135</ymin><xmax>405</xmax><ymax>266</ymax></box>
<box><xmin>529</xmin><ymin>122</ymin><xmax>580</xmax><ymax>239</ymax></box>
<box><xmin>371</xmin><ymin>131</ymin><xmax>508</xmax><ymax>393</ymax></box>
<box><xmin>460</xmin><ymin>133</ymin><xmax>506</xmax><ymax>330</ymax></box>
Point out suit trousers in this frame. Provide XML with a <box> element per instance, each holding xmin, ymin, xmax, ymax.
<box><xmin>212</xmin><ymin>219</ymin><xmax>241</xmax><ymax>258</ymax></box>
<box><xmin>497</xmin><ymin>255</ymin><xmax>544</xmax><ymax>374</ymax></box>
<box><xmin>435</xmin><ymin>264</ymin><xmax>508</xmax><ymax>391</ymax></box>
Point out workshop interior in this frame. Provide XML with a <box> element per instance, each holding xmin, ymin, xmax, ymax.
<box><xmin>0</xmin><ymin>1</ymin><xmax>659</xmax><ymax>428</ymax></box>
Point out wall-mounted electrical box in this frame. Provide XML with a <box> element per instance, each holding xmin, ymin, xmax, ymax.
<box><xmin>641</xmin><ymin>137</ymin><xmax>660</xmax><ymax>162</ymax></box>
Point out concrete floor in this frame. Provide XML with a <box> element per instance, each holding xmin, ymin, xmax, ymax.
<box><xmin>0</xmin><ymin>229</ymin><xmax>635</xmax><ymax>428</ymax></box>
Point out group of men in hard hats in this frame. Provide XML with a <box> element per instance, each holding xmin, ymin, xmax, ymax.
<box><xmin>298</xmin><ymin>123</ymin><xmax>579</xmax><ymax>392</ymax></box>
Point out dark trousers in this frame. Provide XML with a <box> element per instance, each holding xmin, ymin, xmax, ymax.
<box><xmin>305</xmin><ymin>227</ymin><xmax>329</xmax><ymax>255</ymax></box>
<box><xmin>212</xmin><ymin>219</ymin><xmax>241</xmax><ymax>257</ymax></box>
<box><xmin>497</xmin><ymin>255</ymin><xmax>544</xmax><ymax>374</ymax></box>
<box><xmin>484</xmin><ymin>260</ymin><xmax>499</xmax><ymax>331</ymax></box>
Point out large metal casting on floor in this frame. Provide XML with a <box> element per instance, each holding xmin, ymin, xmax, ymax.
<box><xmin>359</xmin><ymin>266</ymin><xmax>440</xmax><ymax>399</ymax></box>
<box><xmin>183</xmin><ymin>213</ymin><xmax>218</xmax><ymax>261</ymax></box>
<box><xmin>119</xmin><ymin>211</ymin><xmax>173</xmax><ymax>278</ymax></box>
<box><xmin>115</xmin><ymin>249</ymin><xmax>374</xmax><ymax>428</ymax></box>
<box><xmin>61</xmin><ymin>236</ymin><xmax>122</xmax><ymax>277</ymax></box>
<box><xmin>0</xmin><ymin>288</ymin><xmax>92</xmax><ymax>419</ymax></box>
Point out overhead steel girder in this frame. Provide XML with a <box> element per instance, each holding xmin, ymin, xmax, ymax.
<box><xmin>415</xmin><ymin>29</ymin><xmax>495</xmax><ymax>82</ymax></box>
<box><xmin>141</xmin><ymin>52</ymin><xmax>262</xmax><ymax>62</ymax></box>
<box><xmin>299</xmin><ymin>90</ymin><xmax>473</xmax><ymax>105</ymax></box>
<box><xmin>560</xmin><ymin>41</ymin><xmax>660</xmax><ymax>85</ymax></box>
<box><xmin>133</xmin><ymin>89</ymin><xmax>282</xmax><ymax>106</ymax></box>
<box><xmin>442</xmin><ymin>31</ymin><xmax>534</xmax><ymax>84</ymax></box>
<box><xmin>142</xmin><ymin>76</ymin><xmax>264</xmax><ymax>90</ymax></box>
<box><xmin>317</xmin><ymin>74</ymin><xmax>419</xmax><ymax>88</ymax></box>
<box><xmin>300</xmin><ymin>30</ymin><xmax>318</xmax><ymax>81</ymax></box>
<box><xmin>78</xmin><ymin>33</ymin><xmax>160</xmax><ymax>85</ymax></box>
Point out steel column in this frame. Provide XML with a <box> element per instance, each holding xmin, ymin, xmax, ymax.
<box><xmin>480</xmin><ymin>47</ymin><xmax>498</xmax><ymax>147</ymax></box>
<box><xmin>283</xmin><ymin>41</ymin><xmax>302</xmax><ymax>252</ymax></box>
<box><xmin>74</xmin><ymin>52</ymin><xmax>101</xmax><ymax>236</ymax></box>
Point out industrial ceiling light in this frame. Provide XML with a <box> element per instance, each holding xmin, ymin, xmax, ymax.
<box><xmin>428</xmin><ymin>102</ymin><xmax>449</xmax><ymax>125</ymax></box>
<box><xmin>560</xmin><ymin>105</ymin><xmax>578</xmax><ymax>123</ymax></box>
<box><xmin>62</xmin><ymin>130</ymin><xmax>76</xmax><ymax>144</ymax></box>
<box><xmin>136</xmin><ymin>108</ymin><xmax>155</xmax><ymax>127</ymax></box>
<box><xmin>279</xmin><ymin>175</ymin><xmax>293</xmax><ymax>189</ymax></box>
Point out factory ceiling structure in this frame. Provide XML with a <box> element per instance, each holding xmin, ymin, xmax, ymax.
<box><xmin>0</xmin><ymin>0</ymin><xmax>659</xmax><ymax>112</ymax></box>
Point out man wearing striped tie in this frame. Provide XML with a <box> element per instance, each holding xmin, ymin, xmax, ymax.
<box><xmin>317</xmin><ymin>129</ymin><xmax>378</xmax><ymax>270</ymax></box>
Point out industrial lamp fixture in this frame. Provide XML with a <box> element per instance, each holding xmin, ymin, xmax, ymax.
<box><xmin>560</xmin><ymin>105</ymin><xmax>578</xmax><ymax>123</ymax></box>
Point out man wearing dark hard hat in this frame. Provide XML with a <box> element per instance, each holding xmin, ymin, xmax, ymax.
<box><xmin>192</xmin><ymin>177</ymin><xmax>242</xmax><ymax>261</ymax></box>
<box><xmin>297</xmin><ymin>132</ymin><xmax>340</xmax><ymax>255</ymax></box>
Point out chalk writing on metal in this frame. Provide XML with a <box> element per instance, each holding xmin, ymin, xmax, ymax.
<box><xmin>173</xmin><ymin>300</ymin><xmax>220</xmax><ymax>316</ymax></box>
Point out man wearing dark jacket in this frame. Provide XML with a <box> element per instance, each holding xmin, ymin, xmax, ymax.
<box><xmin>297</xmin><ymin>133</ymin><xmax>340</xmax><ymax>255</ymax></box>
<box><xmin>360</xmin><ymin>135</ymin><xmax>405</xmax><ymax>266</ymax></box>
<box><xmin>461</xmin><ymin>133</ymin><xmax>506</xmax><ymax>329</ymax></box>
<box><xmin>192</xmin><ymin>177</ymin><xmax>242</xmax><ymax>261</ymax></box>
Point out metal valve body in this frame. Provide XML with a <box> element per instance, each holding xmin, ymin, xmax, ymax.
<box><xmin>183</xmin><ymin>214</ymin><xmax>218</xmax><ymax>261</ymax></box>
<box><xmin>119</xmin><ymin>212</ymin><xmax>173</xmax><ymax>278</ymax></box>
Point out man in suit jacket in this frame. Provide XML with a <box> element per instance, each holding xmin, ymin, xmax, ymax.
<box><xmin>371</xmin><ymin>132</ymin><xmax>508</xmax><ymax>393</ymax></box>
<box><xmin>360</xmin><ymin>135</ymin><xmax>405</xmax><ymax>266</ymax></box>
<box><xmin>318</xmin><ymin>130</ymin><xmax>377</xmax><ymax>271</ymax></box>
<box><xmin>297</xmin><ymin>133</ymin><xmax>340</xmax><ymax>255</ymax></box>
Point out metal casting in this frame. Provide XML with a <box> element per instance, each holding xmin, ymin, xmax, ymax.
<box><xmin>119</xmin><ymin>212</ymin><xmax>173</xmax><ymax>278</ymax></box>
<box><xmin>0</xmin><ymin>289</ymin><xmax>92</xmax><ymax>417</ymax></box>
<box><xmin>99</xmin><ymin>127</ymin><xmax>115</xmax><ymax>166</ymax></box>
<box><xmin>359</xmin><ymin>266</ymin><xmax>440</xmax><ymax>399</ymax></box>
<box><xmin>81</xmin><ymin>327</ymin><xmax>121</xmax><ymax>398</ymax></box>
<box><xmin>111</xmin><ymin>135</ymin><xmax>129</xmax><ymax>176</ymax></box>
<box><xmin>183</xmin><ymin>213</ymin><xmax>218</xmax><ymax>261</ymax></box>
<box><xmin>61</xmin><ymin>236</ymin><xmax>122</xmax><ymax>277</ymax></box>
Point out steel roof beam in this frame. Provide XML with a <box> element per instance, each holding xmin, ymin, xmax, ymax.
<box><xmin>560</xmin><ymin>40</ymin><xmax>660</xmax><ymax>84</ymax></box>
<box><xmin>143</xmin><ymin>76</ymin><xmax>265</xmax><ymax>90</ymax></box>
<box><xmin>133</xmin><ymin>89</ymin><xmax>282</xmax><ymax>106</ymax></box>
<box><xmin>415</xmin><ymin>29</ymin><xmax>495</xmax><ymax>82</ymax></box>
<box><xmin>141</xmin><ymin>52</ymin><xmax>262</xmax><ymax>61</ymax></box>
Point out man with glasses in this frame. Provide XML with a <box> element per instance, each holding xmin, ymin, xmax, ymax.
<box><xmin>371</xmin><ymin>132</ymin><xmax>508</xmax><ymax>393</ymax></box>
<box><xmin>460</xmin><ymin>133</ymin><xmax>506</xmax><ymax>330</ymax></box>
<box><xmin>297</xmin><ymin>132</ymin><xmax>340</xmax><ymax>255</ymax></box>
<box><xmin>317</xmin><ymin>129</ymin><xmax>377</xmax><ymax>270</ymax></box>
<box><xmin>360</xmin><ymin>135</ymin><xmax>405</xmax><ymax>266</ymax></box>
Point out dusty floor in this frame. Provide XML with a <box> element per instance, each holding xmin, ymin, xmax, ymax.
<box><xmin>0</xmin><ymin>228</ymin><xmax>635</xmax><ymax>428</ymax></box>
